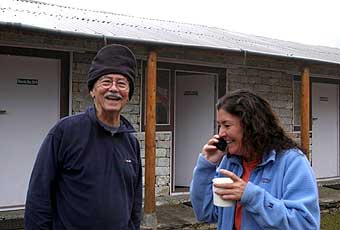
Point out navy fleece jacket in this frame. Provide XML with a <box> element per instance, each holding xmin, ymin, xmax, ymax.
<box><xmin>25</xmin><ymin>106</ymin><xmax>142</xmax><ymax>230</ymax></box>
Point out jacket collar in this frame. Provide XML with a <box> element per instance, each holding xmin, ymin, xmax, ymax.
<box><xmin>226</xmin><ymin>150</ymin><xmax>277</xmax><ymax>168</ymax></box>
<box><xmin>86</xmin><ymin>106</ymin><xmax>136</xmax><ymax>134</ymax></box>
<box><xmin>258</xmin><ymin>150</ymin><xmax>276</xmax><ymax>167</ymax></box>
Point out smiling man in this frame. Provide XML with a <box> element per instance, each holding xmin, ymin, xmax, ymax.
<box><xmin>25</xmin><ymin>44</ymin><xmax>142</xmax><ymax>230</ymax></box>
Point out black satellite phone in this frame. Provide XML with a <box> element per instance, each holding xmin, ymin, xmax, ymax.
<box><xmin>214</xmin><ymin>138</ymin><xmax>228</xmax><ymax>151</ymax></box>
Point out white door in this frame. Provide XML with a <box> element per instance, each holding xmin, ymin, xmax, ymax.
<box><xmin>0</xmin><ymin>55</ymin><xmax>60</xmax><ymax>210</ymax></box>
<box><xmin>174</xmin><ymin>73</ymin><xmax>215</xmax><ymax>188</ymax></box>
<box><xmin>312</xmin><ymin>82</ymin><xmax>339</xmax><ymax>178</ymax></box>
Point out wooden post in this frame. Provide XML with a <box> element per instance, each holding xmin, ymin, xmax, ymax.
<box><xmin>143</xmin><ymin>51</ymin><xmax>157</xmax><ymax>227</ymax></box>
<box><xmin>301</xmin><ymin>66</ymin><xmax>310</xmax><ymax>159</ymax></box>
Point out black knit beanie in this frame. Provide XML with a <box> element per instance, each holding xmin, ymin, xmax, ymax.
<box><xmin>87</xmin><ymin>44</ymin><xmax>137</xmax><ymax>100</ymax></box>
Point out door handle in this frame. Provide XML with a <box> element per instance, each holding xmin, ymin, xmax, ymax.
<box><xmin>0</xmin><ymin>110</ymin><xmax>7</xmax><ymax>114</ymax></box>
<box><xmin>312</xmin><ymin>117</ymin><xmax>318</xmax><ymax>121</ymax></box>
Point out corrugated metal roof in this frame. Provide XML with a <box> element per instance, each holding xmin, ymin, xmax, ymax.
<box><xmin>1</xmin><ymin>0</ymin><xmax>340</xmax><ymax>65</ymax></box>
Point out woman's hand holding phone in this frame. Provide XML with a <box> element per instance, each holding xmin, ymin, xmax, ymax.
<box><xmin>202</xmin><ymin>135</ymin><xmax>227</xmax><ymax>164</ymax></box>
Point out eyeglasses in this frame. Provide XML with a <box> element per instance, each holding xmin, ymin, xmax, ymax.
<box><xmin>96</xmin><ymin>78</ymin><xmax>129</xmax><ymax>91</ymax></box>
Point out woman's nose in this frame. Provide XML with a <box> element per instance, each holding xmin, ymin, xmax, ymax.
<box><xmin>218</xmin><ymin>128</ymin><xmax>226</xmax><ymax>137</ymax></box>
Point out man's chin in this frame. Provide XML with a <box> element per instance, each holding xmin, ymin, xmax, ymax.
<box><xmin>102</xmin><ymin>106</ymin><xmax>122</xmax><ymax>114</ymax></box>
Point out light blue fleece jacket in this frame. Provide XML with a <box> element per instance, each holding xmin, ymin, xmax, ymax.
<box><xmin>190</xmin><ymin>149</ymin><xmax>320</xmax><ymax>230</ymax></box>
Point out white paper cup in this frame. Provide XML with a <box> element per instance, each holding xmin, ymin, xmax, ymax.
<box><xmin>212</xmin><ymin>177</ymin><xmax>235</xmax><ymax>207</ymax></box>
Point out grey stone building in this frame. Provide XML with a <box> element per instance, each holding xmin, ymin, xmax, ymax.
<box><xmin>1</xmin><ymin>0</ymin><xmax>340</xmax><ymax>214</ymax></box>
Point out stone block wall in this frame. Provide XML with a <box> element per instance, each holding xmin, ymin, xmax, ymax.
<box><xmin>227</xmin><ymin>67</ymin><xmax>294</xmax><ymax>131</ymax></box>
<box><xmin>136</xmin><ymin>132</ymin><xmax>172</xmax><ymax>200</ymax></box>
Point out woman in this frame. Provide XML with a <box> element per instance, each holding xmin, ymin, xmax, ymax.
<box><xmin>190</xmin><ymin>90</ymin><xmax>320</xmax><ymax>230</ymax></box>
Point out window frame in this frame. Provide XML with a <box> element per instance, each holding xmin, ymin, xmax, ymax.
<box><xmin>141</xmin><ymin>61</ymin><xmax>226</xmax><ymax>132</ymax></box>
<box><xmin>141</xmin><ymin>62</ymin><xmax>174</xmax><ymax>131</ymax></box>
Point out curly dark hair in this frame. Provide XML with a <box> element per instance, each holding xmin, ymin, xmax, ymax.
<box><xmin>216</xmin><ymin>90</ymin><xmax>303</xmax><ymax>158</ymax></box>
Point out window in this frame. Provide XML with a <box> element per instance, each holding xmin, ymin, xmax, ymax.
<box><xmin>293</xmin><ymin>75</ymin><xmax>312</xmax><ymax>132</ymax></box>
<box><xmin>293</xmin><ymin>79</ymin><xmax>301</xmax><ymax>131</ymax></box>
<box><xmin>142</xmin><ymin>67</ymin><xmax>172</xmax><ymax>131</ymax></box>
<box><xmin>156</xmin><ymin>69</ymin><xmax>171</xmax><ymax>125</ymax></box>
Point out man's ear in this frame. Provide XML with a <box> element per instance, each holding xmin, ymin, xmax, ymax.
<box><xmin>90</xmin><ymin>91</ymin><xmax>95</xmax><ymax>99</ymax></box>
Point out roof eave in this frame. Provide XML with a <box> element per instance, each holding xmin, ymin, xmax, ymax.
<box><xmin>1</xmin><ymin>22</ymin><xmax>340</xmax><ymax>65</ymax></box>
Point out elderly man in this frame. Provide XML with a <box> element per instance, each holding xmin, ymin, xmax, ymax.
<box><xmin>25</xmin><ymin>44</ymin><xmax>142</xmax><ymax>230</ymax></box>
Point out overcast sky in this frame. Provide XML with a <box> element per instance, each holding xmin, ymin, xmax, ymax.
<box><xmin>41</xmin><ymin>0</ymin><xmax>340</xmax><ymax>48</ymax></box>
